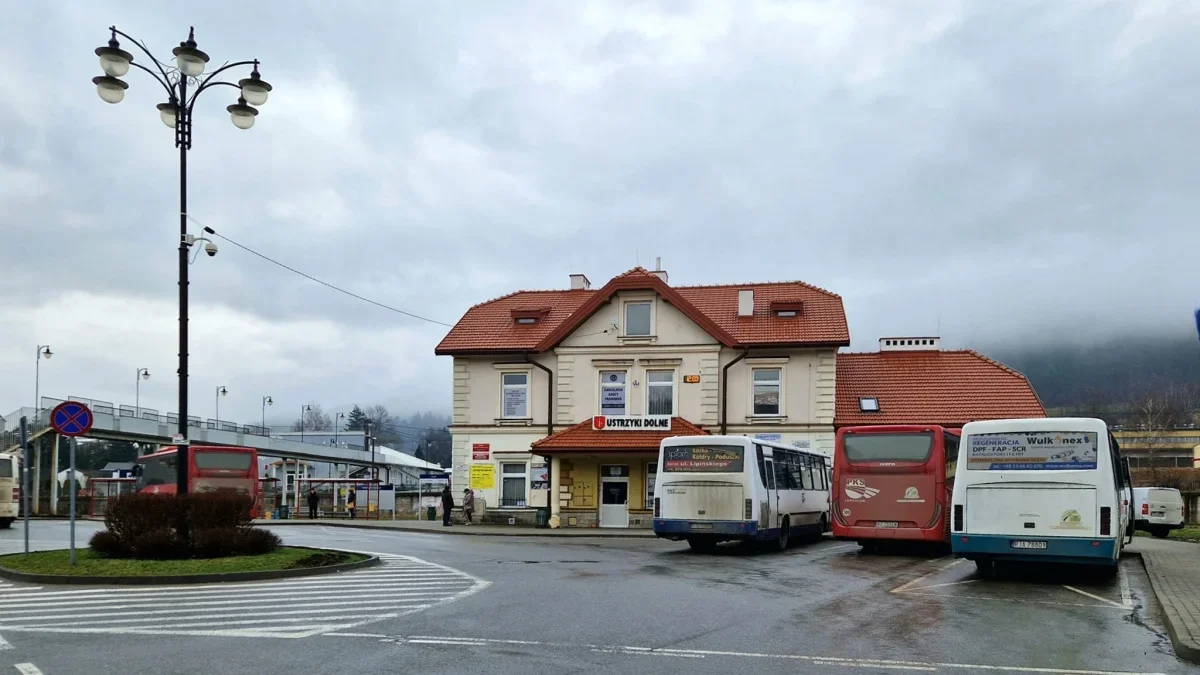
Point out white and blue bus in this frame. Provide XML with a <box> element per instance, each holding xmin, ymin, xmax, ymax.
<box><xmin>653</xmin><ymin>435</ymin><xmax>831</xmax><ymax>552</ymax></box>
<box><xmin>951</xmin><ymin>418</ymin><xmax>1132</xmax><ymax>573</ymax></box>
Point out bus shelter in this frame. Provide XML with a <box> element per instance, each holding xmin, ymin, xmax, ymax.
<box><xmin>295</xmin><ymin>478</ymin><xmax>381</xmax><ymax>520</ymax></box>
<box><xmin>257</xmin><ymin>476</ymin><xmax>280</xmax><ymax>519</ymax></box>
<box><xmin>88</xmin><ymin>477</ymin><xmax>136</xmax><ymax>517</ymax></box>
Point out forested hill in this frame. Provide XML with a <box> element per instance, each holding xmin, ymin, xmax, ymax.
<box><xmin>985</xmin><ymin>335</ymin><xmax>1200</xmax><ymax>409</ymax></box>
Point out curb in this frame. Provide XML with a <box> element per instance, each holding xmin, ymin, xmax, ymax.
<box><xmin>258</xmin><ymin>520</ymin><xmax>658</xmax><ymax>539</ymax></box>
<box><xmin>1126</xmin><ymin>550</ymin><xmax>1200</xmax><ymax>665</ymax></box>
<box><xmin>0</xmin><ymin>545</ymin><xmax>380</xmax><ymax>586</ymax></box>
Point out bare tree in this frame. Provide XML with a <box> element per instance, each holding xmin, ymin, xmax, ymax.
<box><xmin>292</xmin><ymin>403</ymin><xmax>333</xmax><ymax>432</ymax></box>
<box><xmin>1131</xmin><ymin>382</ymin><xmax>1199</xmax><ymax>477</ymax></box>
<box><xmin>365</xmin><ymin>404</ymin><xmax>393</xmax><ymax>431</ymax></box>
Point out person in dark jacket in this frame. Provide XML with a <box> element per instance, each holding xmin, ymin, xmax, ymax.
<box><xmin>307</xmin><ymin>489</ymin><xmax>320</xmax><ymax>519</ymax></box>
<box><xmin>440</xmin><ymin>485</ymin><xmax>454</xmax><ymax>527</ymax></box>
<box><xmin>347</xmin><ymin>488</ymin><xmax>357</xmax><ymax>520</ymax></box>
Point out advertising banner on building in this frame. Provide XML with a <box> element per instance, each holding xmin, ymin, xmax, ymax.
<box><xmin>469</xmin><ymin>464</ymin><xmax>496</xmax><ymax>489</ymax></box>
<box><xmin>966</xmin><ymin>431</ymin><xmax>1098</xmax><ymax>471</ymax></box>
<box><xmin>530</xmin><ymin>463</ymin><xmax>549</xmax><ymax>490</ymax></box>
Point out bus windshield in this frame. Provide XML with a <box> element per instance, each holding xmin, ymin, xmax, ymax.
<box><xmin>661</xmin><ymin>445</ymin><xmax>745</xmax><ymax>473</ymax></box>
<box><xmin>194</xmin><ymin>452</ymin><xmax>254</xmax><ymax>471</ymax></box>
<box><xmin>842</xmin><ymin>433</ymin><xmax>933</xmax><ymax>463</ymax></box>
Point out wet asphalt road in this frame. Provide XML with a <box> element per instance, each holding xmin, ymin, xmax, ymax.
<box><xmin>0</xmin><ymin>521</ymin><xmax>1190</xmax><ymax>675</ymax></box>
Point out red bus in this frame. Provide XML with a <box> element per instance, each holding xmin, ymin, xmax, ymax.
<box><xmin>135</xmin><ymin>446</ymin><xmax>260</xmax><ymax>508</ymax></box>
<box><xmin>831</xmin><ymin>425</ymin><xmax>960</xmax><ymax>549</ymax></box>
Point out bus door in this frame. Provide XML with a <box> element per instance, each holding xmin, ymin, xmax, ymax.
<box><xmin>763</xmin><ymin>457</ymin><xmax>779</xmax><ymax>531</ymax></box>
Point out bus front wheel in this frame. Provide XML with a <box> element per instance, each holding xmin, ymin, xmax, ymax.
<box><xmin>687</xmin><ymin>537</ymin><xmax>718</xmax><ymax>553</ymax></box>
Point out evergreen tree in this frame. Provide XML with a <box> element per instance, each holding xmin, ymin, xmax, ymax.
<box><xmin>344</xmin><ymin>404</ymin><xmax>368</xmax><ymax>431</ymax></box>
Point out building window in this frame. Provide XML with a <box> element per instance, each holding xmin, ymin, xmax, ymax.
<box><xmin>624</xmin><ymin>301</ymin><xmax>652</xmax><ymax>336</ymax></box>
<box><xmin>645</xmin><ymin>462</ymin><xmax>657</xmax><ymax>509</ymax></box>
<box><xmin>646</xmin><ymin>370</ymin><xmax>674</xmax><ymax>416</ymax></box>
<box><xmin>600</xmin><ymin>370</ymin><xmax>627</xmax><ymax>416</ymax></box>
<box><xmin>859</xmin><ymin>397</ymin><xmax>880</xmax><ymax>413</ymax></box>
<box><xmin>501</xmin><ymin>372</ymin><xmax>529</xmax><ymax>418</ymax></box>
<box><xmin>501</xmin><ymin>463</ymin><xmax>527</xmax><ymax>508</ymax></box>
<box><xmin>752</xmin><ymin>368</ymin><xmax>782</xmax><ymax>416</ymax></box>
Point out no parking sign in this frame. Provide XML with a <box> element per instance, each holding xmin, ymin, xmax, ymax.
<box><xmin>50</xmin><ymin>401</ymin><xmax>94</xmax><ymax>437</ymax></box>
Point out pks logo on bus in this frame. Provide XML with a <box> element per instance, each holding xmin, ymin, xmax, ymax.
<box><xmin>844</xmin><ymin>479</ymin><xmax>880</xmax><ymax>501</ymax></box>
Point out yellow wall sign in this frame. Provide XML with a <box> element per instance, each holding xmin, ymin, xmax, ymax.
<box><xmin>469</xmin><ymin>464</ymin><xmax>496</xmax><ymax>490</ymax></box>
<box><xmin>683</xmin><ymin>375</ymin><xmax>701</xmax><ymax>384</ymax></box>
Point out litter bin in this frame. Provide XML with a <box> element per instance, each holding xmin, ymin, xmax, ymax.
<box><xmin>426</xmin><ymin>506</ymin><xmax>437</xmax><ymax>521</ymax></box>
<box><xmin>535</xmin><ymin>507</ymin><xmax>549</xmax><ymax>528</ymax></box>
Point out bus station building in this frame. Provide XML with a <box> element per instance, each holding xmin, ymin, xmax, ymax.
<box><xmin>435</xmin><ymin>265</ymin><xmax>1045</xmax><ymax>528</ymax></box>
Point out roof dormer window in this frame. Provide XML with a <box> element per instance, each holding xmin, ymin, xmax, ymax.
<box><xmin>859</xmin><ymin>397</ymin><xmax>880</xmax><ymax>413</ymax></box>
<box><xmin>770</xmin><ymin>300</ymin><xmax>804</xmax><ymax>318</ymax></box>
<box><xmin>511</xmin><ymin>308</ymin><xmax>550</xmax><ymax>325</ymax></box>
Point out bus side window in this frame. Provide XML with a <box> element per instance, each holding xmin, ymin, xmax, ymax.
<box><xmin>755</xmin><ymin>445</ymin><xmax>768</xmax><ymax>488</ymax></box>
<box><xmin>800</xmin><ymin>455</ymin><xmax>814</xmax><ymax>490</ymax></box>
<box><xmin>774</xmin><ymin>454</ymin><xmax>791</xmax><ymax>490</ymax></box>
<box><xmin>786</xmin><ymin>452</ymin><xmax>803</xmax><ymax>490</ymax></box>
<box><xmin>944</xmin><ymin>433</ymin><xmax>960</xmax><ymax>463</ymax></box>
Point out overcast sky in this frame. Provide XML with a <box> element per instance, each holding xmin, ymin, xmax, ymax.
<box><xmin>2</xmin><ymin>0</ymin><xmax>1198</xmax><ymax>425</ymax></box>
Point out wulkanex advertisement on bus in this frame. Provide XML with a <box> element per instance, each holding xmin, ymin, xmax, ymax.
<box><xmin>662</xmin><ymin>445</ymin><xmax>745</xmax><ymax>473</ymax></box>
<box><xmin>966</xmin><ymin>431</ymin><xmax>1098</xmax><ymax>471</ymax></box>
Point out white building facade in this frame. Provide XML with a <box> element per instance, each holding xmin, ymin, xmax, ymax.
<box><xmin>435</xmin><ymin>266</ymin><xmax>850</xmax><ymax>528</ymax></box>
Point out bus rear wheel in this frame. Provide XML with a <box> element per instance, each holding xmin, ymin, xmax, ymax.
<box><xmin>974</xmin><ymin>559</ymin><xmax>994</xmax><ymax>577</ymax></box>
<box><xmin>774</xmin><ymin>517</ymin><xmax>790</xmax><ymax>551</ymax></box>
<box><xmin>0</xmin><ymin>518</ymin><xmax>12</xmax><ymax>530</ymax></box>
<box><xmin>687</xmin><ymin>537</ymin><xmax>718</xmax><ymax>553</ymax></box>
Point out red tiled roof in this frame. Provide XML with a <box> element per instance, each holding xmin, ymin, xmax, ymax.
<box><xmin>532</xmin><ymin>417</ymin><xmax>708</xmax><ymax>452</ymax></box>
<box><xmin>434</xmin><ymin>289</ymin><xmax>594</xmax><ymax>354</ymax></box>
<box><xmin>435</xmin><ymin>268</ymin><xmax>849</xmax><ymax>355</ymax></box>
<box><xmin>835</xmin><ymin>350</ymin><xmax>1046</xmax><ymax>428</ymax></box>
<box><xmin>674</xmin><ymin>281</ymin><xmax>849</xmax><ymax>346</ymax></box>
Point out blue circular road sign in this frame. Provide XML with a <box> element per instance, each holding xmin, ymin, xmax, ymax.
<box><xmin>50</xmin><ymin>401</ymin><xmax>94</xmax><ymax>437</ymax></box>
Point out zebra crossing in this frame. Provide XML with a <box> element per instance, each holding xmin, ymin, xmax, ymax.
<box><xmin>0</xmin><ymin>554</ymin><xmax>488</xmax><ymax>639</ymax></box>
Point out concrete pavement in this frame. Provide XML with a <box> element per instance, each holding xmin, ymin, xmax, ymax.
<box><xmin>1128</xmin><ymin>537</ymin><xmax>1200</xmax><ymax>664</ymax></box>
<box><xmin>2</xmin><ymin>520</ymin><xmax>1194</xmax><ymax>674</ymax></box>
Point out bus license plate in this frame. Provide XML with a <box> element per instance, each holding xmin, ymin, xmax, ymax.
<box><xmin>875</xmin><ymin>521</ymin><xmax>898</xmax><ymax>528</ymax></box>
<box><xmin>689</xmin><ymin>523</ymin><xmax>713</xmax><ymax>530</ymax></box>
<box><xmin>1010</xmin><ymin>540</ymin><xmax>1047</xmax><ymax>550</ymax></box>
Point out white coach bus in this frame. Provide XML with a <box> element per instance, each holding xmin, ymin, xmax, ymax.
<box><xmin>951</xmin><ymin>418</ymin><xmax>1131</xmax><ymax>573</ymax></box>
<box><xmin>653</xmin><ymin>435</ymin><xmax>831</xmax><ymax>552</ymax></box>
<box><xmin>0</xmin><ymin>453</ymin><xmax>18</xmax><ymax>529</ymax></box>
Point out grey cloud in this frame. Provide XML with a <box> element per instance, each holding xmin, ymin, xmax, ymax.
<box><xmin>2</xmin><ymin>0</ymin><xmax>1198</xmax><ymax>422</ymax></box>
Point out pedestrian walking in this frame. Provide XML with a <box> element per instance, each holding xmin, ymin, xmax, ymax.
<box><xmin>347</xmin><ymin>488</ymin><xmax>357</xmax><ymax>520</ymax></box>
<box><xmin>462</xmin><ymin>488</ymin><xmax>475</xmax><ymax>525</ymax></box>
<box><xmin>441</xmin><ymin>485</ymin><xmax>454</xmax><ymax>527</ymax></box>
<box><xmin>307</xmin><ymin>489</ymin><xmax>319</xmax><ymax>519</ymax></box>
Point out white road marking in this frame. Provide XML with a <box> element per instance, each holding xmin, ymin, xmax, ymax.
<box><xmin>0</xmin><ymin>553</ymin><xmax>489</xmax><ymax>639</ymax></box>
<box><xmin>890</xmin><ymin>559</ymin><xmax>963</xmax><ymax>594</ymax></box>
<box><xmin>343</xmin><ymin>633</ymin><xmax>1164</xmax><ymax>674</ymax></box>
<box><xmin>13</xmin><ymin>665</ymin><xmax>43</xmax><ymax>675</ymax></box>
<box><xmin>0</xmin><ymin>633</ymin><xmax>10</xmax><ymax>650</ymax></box>
<box><xmin>1061</xmin><ymin>586</ymin><xmax>1129</xmax><ymax>609</ymax></box>
<box><xmin>1117</xmin><ymin>565</ymin><xmax>1133</xmax><ymax>607</ymax></box>
<box><xmin>901</xmin><ymin>591</ymin><xmax>1130</xmax><ymax>610</ymax></box>
<box><xmin>915</xmin><ymin>579</ymin><xmax>979</xmax><ymax>590</ymax></box>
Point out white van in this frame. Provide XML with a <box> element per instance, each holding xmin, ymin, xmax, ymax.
<box><xmin>1132</xmin><ymin>487</ymin><xmax>1185</xmax><ymax>538</ymax></box>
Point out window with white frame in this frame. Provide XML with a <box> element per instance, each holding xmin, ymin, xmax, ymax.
<box><xmin>501</xmin><ymin>463</ymin><xmax>527</xmax><ymax>507</ymax></box>
<box><xmin>501</xmin><ymin>372</ymin><xmax>529</xmax><ymax>418</ymax></box>
<box><xmin>599</xmin><ymin>371</ymin><xmax>627</xmax><ymax>415</ymax></box>
<box><xmin>646</xmin><ymin>370</ymin><xmax>674</xmax><ymax>416</ymax></box>
<box><xmin>752</xmin><ymin>368</ymin><xmax>782</xmax><ymax>416</ymax></box>
<box><xmin>624</xmin><ymin>301</ymin><xmax>652</xmax><ymax>336</ymax></box>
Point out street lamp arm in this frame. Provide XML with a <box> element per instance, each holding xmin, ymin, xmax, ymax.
<box><xmin>192</xmin><ymin>60</ymin><xmax>258</xmax><ymax>98</ymax></box>
<box><xmin>109</xmin><ymin>26</ymin><xmax>175</xmax><ymax>88</ymax></box>
<box><xmin>187</xmin><ymin>80</ymin><xmax>242</xmax><ymax>111</ymax></box>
